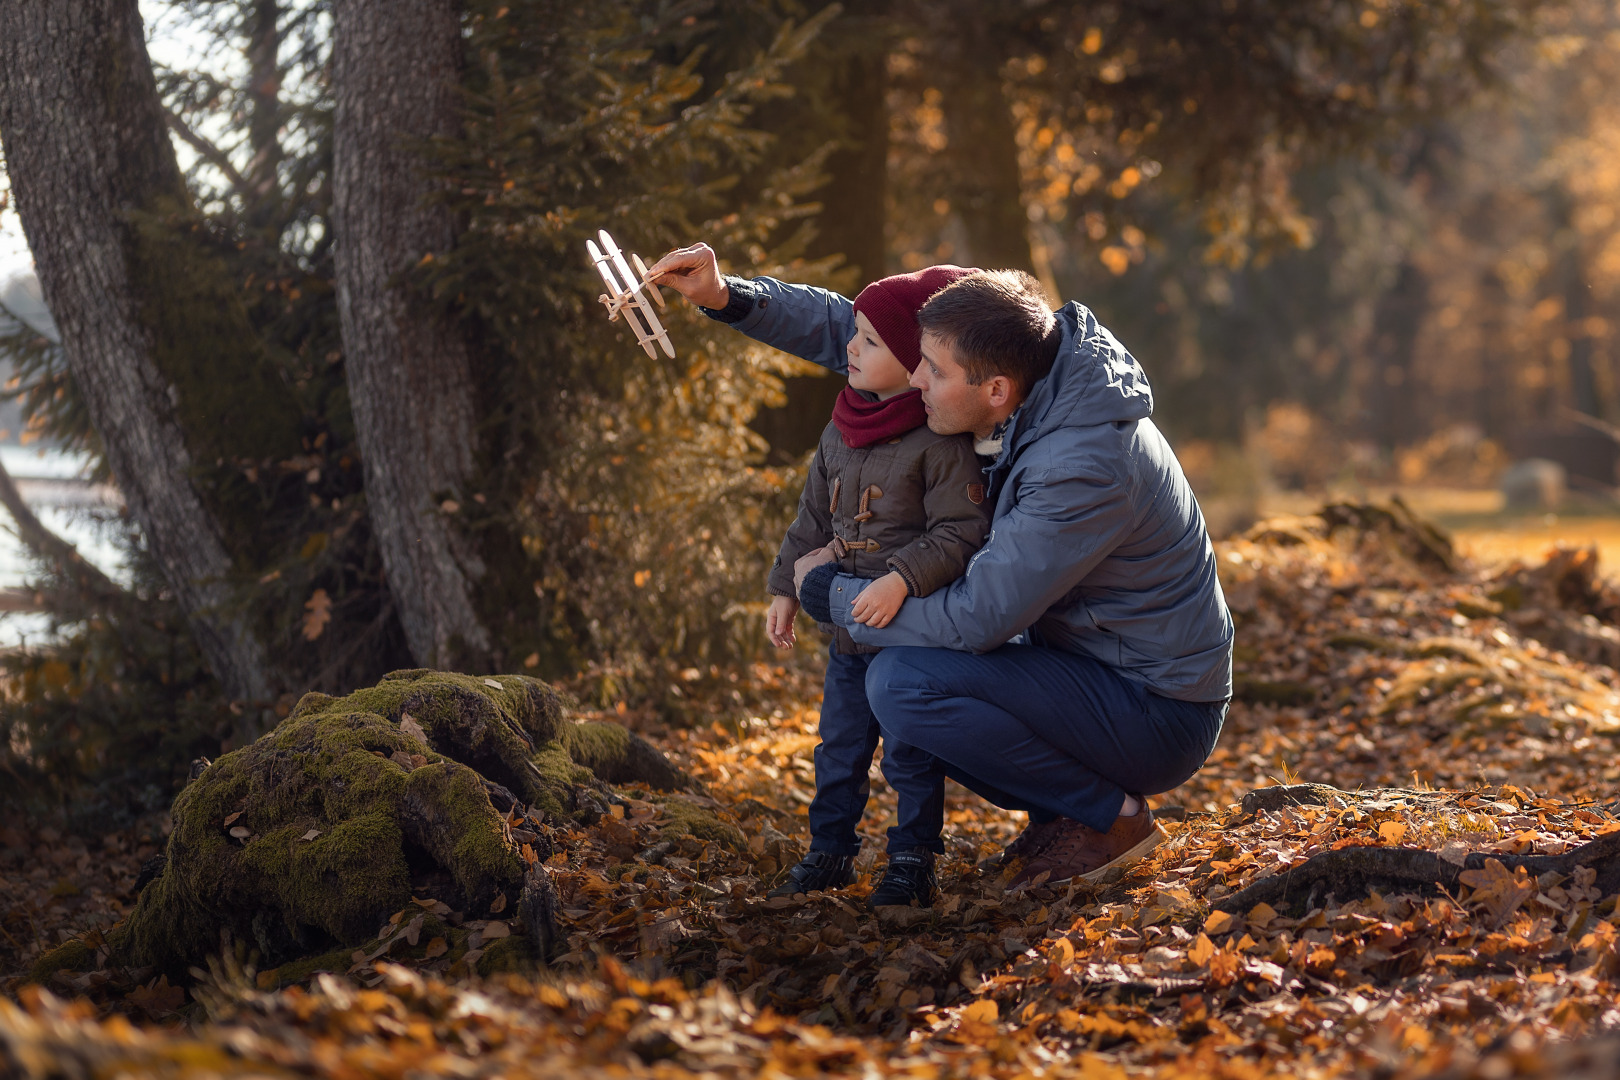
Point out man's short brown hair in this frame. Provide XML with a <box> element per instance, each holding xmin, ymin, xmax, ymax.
<box><xmin>917</xmin><ymin>269</ymin><xmax>1059</xmax><ymax>393</ymax></box>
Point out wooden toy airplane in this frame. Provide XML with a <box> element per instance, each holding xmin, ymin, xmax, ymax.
<box><xmin>586</xmin><ymin>229</ymin><xmax>675</xmax><ymax>360</ymax></box>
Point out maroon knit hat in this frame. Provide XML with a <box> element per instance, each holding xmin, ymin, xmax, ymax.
<box><xmin>852</xmin><ymin>264</ymin><xmax>981</xmax><ymax>373</ymax></box>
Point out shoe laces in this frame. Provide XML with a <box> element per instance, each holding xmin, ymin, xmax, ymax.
<box><xmin>1054</xmin><ymin>819</ymin><xmax>1115</xmax><ymax>858</ymax></box>
<box><xmin>1004</xmin><ymin>819</ymin><xmax>1057</xmax><ymax>860</ymax></box>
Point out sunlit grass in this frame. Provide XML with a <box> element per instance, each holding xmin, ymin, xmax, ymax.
<box><xmin>1254</xmin><ymin>485</ymin><xmax>1620</xmax><ymax>574</ymax></box>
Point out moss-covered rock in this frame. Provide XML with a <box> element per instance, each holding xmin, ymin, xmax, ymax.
<box><xmin>56</xmin><ymin>669</ymin><xmax>696</xmax><ymax>980</ymax></box>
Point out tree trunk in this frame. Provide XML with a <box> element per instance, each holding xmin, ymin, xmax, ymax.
<box><xmin>1548</xmin><ymin>185</ymin><xmax>1603</xmax><ymax>420</ymax></box>
<box><xmin>0</xmin><ymin>0</ymin><xmax>286</xmax><ymax>707</ymax></box>
<box><xmin>1370</xmin><ymin>261</ymin><xmax>1428</xmax><ymax>451</ymax></box>
<box><xmin>244</xmin><ymin>0</ymin><xmax>285</xmax><ymax>226</ymax></box>
<box><xmin>936</xmin><ymin>26</ymin><xmax>1035</xmax><ymax>275</ymax></box>
<box><xmin>331</xmin><ymin>0</ymin><xmax>490</xmax><ymax>670</ymax></box>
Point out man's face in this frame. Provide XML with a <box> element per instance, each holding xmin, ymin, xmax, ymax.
<box><xmin>911</xmin><ymin>332</ymin><xmax>1000</xmax><ymax>438</ymax></box>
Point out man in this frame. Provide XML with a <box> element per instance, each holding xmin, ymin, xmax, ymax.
<box><xmin>647</xmin><ymin>245</ymin><xmax>1233</xmax><ymax>888</ymax></box>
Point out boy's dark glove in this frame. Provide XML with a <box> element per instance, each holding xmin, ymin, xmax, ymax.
<box><xmin>798</xmin><ymin>562</ymin><xmax>839</xmax><ymax>623</ymax></box>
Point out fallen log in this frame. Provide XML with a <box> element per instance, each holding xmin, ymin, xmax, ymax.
<box><xmin>1214</xmin><ymin>821</ymin><xmax>1620</xmax><ymax>915</ymax></box>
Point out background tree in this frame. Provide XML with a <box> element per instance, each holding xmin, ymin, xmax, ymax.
<box><xmin>0</xmin><ymin>0</ymin><xmax>301</xmax><ymax>713</ymax></box>
<box><xmin>0</xmin><ymin>0</ymin><xmax>838</xmax><ymax>815</ymax></box>
<box><xmin>331</xmin><ymin>0</ymin><xmax>490</xmax><ymax>670</ymax></box>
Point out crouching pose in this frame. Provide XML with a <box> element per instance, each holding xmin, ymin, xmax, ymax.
<box><xmin>649</xmin><ymin>244</ymin><xmax>1233</xmax><ymax>892</ymax></box>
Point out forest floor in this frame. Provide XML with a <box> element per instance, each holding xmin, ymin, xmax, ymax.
<box><xmin>6</xmin><ymin>502</ymin><xmax>1620</xmax><ymax>1077</ymax></box>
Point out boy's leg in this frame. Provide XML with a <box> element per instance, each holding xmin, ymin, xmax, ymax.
<box><xmin>868</xmin><ymin>735</ymin><xmax>946</xmax><ymax>909</ymax></box>
<box><xmin>880</xmin><ymin>738</ymin><xmax>945</xmax><ymax>854</ymax></box>
<box><xmin>866</xmin><ymin>645</ymin><xmax>1226</xmax><ymax>834</ymax></box>
<box><xmin>806</xmin><ymin>647</ymin><xmax>882</xmax><ymax>856</ymax></box>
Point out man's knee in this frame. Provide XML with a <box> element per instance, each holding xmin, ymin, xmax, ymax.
<box><xmin>866</xmin><ymin>647</ymin><xmax>946</xmax><ymax>741</ymax></box>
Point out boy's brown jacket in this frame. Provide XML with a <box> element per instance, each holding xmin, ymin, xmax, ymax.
<box><xmin>770</xmin><ymin>420</ymin><xmax>990</xmax><ymax>654</ymax></box>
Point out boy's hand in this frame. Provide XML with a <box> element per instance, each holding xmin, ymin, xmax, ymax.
<box><xmin>850</xmin><ymin>571</ymin><xmax>908</xmax><ymax>629</ymax></box>
<box><xmin>766</xmin><ymin>595</ymin><xmax>799</xmax><ymax>648</ymax></box>
<box><xmin>645</xmin><ymin>243</ymin><xmax>730</xmax><ymax>309</ymax></box>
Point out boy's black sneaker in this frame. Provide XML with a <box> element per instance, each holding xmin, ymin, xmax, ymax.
<box><xmin>767</xmin><ymin>851</ymin><xmax>855</xmax><ymax>898</ymax></box>
<box><xmin>868</xmin><ymin>849</ymin><xmax>937</xmax><ymax>909</ymax></box>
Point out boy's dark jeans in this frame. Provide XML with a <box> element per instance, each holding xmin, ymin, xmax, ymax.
<box><xmin>809</xmin><ymin>646</ymin><xmax>946</xmax><ymax>856</ymax></box>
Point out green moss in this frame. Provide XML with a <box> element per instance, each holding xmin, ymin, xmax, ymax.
<box><xmin>28</xmin><ymin>938</ymin><xmax>95</xmax><ymax>983</ymax></box>
<box><xmin>400</xmin><ymin>765</ymin><xmax>524</xmax><ymax>909</ymax></box>
<box><xmin>240</xmin><ymin>813</ymin><xmax>412</xmax><ymax>943</ymax></box>
<box><xmin>563</xmin><ymin>720</ymin><xmax>687</xmax><ymax>791</ymax></box>
<box><xmin>530</xmin><ymin>741</ymin><xmax>598</xmax><ymax>820</ymax></box>
<box><xmin>101</xmin><ymin>668</ymin><xmax>687</xmax><ymax>977</ymax></box>
<box><xmin>562</xmin><ymin>721</ymin><xmax>634</xmax><ymax>769</ymax></box>
<box><xmin>260</xmin><ymin>943</ymin><xmax>355</xmax><ymax>988</ymax></box>
<box><xmin>655</xmin><ymin>796</ymin><xmax>744</xmax><ymax>850</ymax></box>
<box><xmin>476</xmin><ymin>933</ymin><xmax>536</xmax><ymax>975</ymax></box>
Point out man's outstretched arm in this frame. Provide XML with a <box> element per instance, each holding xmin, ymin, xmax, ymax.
<box><xmin>647</xmin><ymin>243</ymin><xmax>853</xmax><ymax>374</ymax></box>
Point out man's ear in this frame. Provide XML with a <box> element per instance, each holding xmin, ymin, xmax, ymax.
<box><xmin>986</xmin><ymin>375</ymin><xmax>1014</xmax><ymax>408</ymax></box>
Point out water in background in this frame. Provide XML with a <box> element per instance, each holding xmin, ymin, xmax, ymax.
<box><xmin>0</xmin><ymin>445</ymin><xmax>129</xmax><ymax>647</ymax></box>
<box><xmin>0</xmin><ymin>268</ymin><xmax>129</xmax><ymax>647</ymax></box>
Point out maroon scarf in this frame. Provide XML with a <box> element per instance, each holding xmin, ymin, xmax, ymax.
<box><xmin>831</xmin><ymin>385</ymin><xmax>928</xmax><ymax>449</ymax></box>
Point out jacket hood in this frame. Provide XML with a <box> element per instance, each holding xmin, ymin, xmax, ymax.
<box><xmin>1010</xmin><ymin>302</ymin><xmax>1153</xmax><ymax>449</ymax></box>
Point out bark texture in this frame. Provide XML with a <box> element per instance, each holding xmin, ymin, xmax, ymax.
<box><xmin>0</xmin><ymin>0</ymin><xmax>281</xmax><ymax>705</ymax></box>
<box><xmin>331</xmin><ymin>0</ymin><xmax>490</xmax><ymax>669</ymax></box>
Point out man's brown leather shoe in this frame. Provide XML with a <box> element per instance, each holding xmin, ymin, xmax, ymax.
<box><xmin>977</xmin><ymin>816</ymin><xmax>1061</xmax><ymax>873</ymax></box>
<box><xmin>1007</xmin><ymin>805</ymin><xmax>1165</xmax><ymax>889</ymax></box>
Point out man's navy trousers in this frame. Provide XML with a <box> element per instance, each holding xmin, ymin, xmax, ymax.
<box><xmin>865</xmin><ymin>644</ymin><xmax>1227</xmax><ymax>833</ymax></box>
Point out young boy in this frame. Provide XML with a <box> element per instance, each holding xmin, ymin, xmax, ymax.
<box><xmin>756</xmin><ymin>266</ymin><xmax>991</xmax><ymax>908</ymax></box>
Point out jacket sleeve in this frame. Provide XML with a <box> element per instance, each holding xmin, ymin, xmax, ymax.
<box><xmin>832</xmin><ymin>456</ymin><xmax>1138</xmax><ymax>652</ymax></box>
<box><xmin>767</xmin><ymin>441</ymin><xmax>836</xmax><ymax>597</ymax></box>
<box><xmin>885</xmin><ymin>437</ymin><xmax>991</xmax><ymax>597</ymax></box>
<box><xmin>709</xmin><ymin>277</ymin><xmax>854</xmax><ymax>375</ymax></box>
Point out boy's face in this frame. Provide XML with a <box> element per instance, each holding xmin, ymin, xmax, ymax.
<box><xmin>846</xmin><ymin>312</ymin><xmax>913</xmax><ymax>398</ymax></box>
<box><xmin>912</xmin><ymin>332</ymin><xmax>1008</xmax><ymax>439</ymax></box>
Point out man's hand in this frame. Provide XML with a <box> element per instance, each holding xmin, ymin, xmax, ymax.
<box><xmin>792</xmin><ymin>544</ymin><xmax>836</xmax><ymax>594</ymax></box>
<box><xmin>850</xmin><ymin>571</ymin><xmax>908</xmax><ymax>628</ymax></box>
<box><xmin>645</xmin><ymin>243</ymin><xmax>730</xmax><ymax>310</ymax></box>
<box><xmin>765</xmin><ymin>594</ymin><xmax>799</xmax><ymax>649</ymax></box>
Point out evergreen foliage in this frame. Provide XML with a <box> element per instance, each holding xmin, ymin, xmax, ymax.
<box><xmin>0</xmin><ymin>0</ymin><xmax>841</xmax><ymax>813</ymax></box>
<box><xmin>421</xmin><ymin>1</ymin><xmax>846</xmax><ymax>689</ymax></box>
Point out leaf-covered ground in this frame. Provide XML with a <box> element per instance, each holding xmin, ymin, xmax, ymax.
<box><xmin>7</xmin><ymin>505</ymin><xmax>1620</xmax><ymax>1078</ymax></box>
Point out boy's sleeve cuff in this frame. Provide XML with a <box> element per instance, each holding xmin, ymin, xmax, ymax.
<box><xmin>701</xmin><ymin>276</ymin><xmax>759</xmax><ymax>324</ymax></box>
<box><xmin>797</xmin><ymin>562</ymin><xmax>840</xmax><ymax>623</ymax></box>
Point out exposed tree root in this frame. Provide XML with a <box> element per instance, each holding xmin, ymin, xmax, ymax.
<box><xmin>1237</xmin><ymin>784</ymin><xmax>1455</xmax><ymax>819</ymax></box>
<box><xmin>1217</xmin><ymin>785</ymin><xmax>1620</xmax><ymax>915</ymax></box>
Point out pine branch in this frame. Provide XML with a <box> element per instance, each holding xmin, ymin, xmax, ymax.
<box><xmin>0</xmin><ymin>454</ymin><xmax>126</xmax><ymax>607</ymax></box>
<box><xmin>163</xmin><ymin>109</ymin><xmax>250</xmax><ymax>197</ymax></box>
